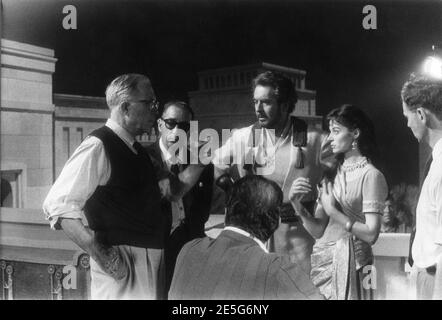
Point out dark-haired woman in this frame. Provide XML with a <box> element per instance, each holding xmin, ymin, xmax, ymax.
<box><xmin>289</xmin><ymin>105</ymin><xmax>388</xmax><ymax>300</ymax></box>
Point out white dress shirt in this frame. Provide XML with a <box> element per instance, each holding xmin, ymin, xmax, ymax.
<box><xmin>412</xmin><ymin>138</ymin><xmax>442</xmax><ymax>268</ymax></box>
<box><xmin>224</xmin><ymin>226</ymin><xmax>269</xmax><ymax>253</ymax></box>
<box><xmin>159</xmin><ymin>139</ymin><xmax>185</xmax><ymax>233</ymax></box>
<box><xmin>42</xmin><ymin>119</ymin><xmax>137</xmax><ymax>229</ymax></box>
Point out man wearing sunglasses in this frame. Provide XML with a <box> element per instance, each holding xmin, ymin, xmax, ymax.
<box><xmin>146</xmin><ymin>100</ymin><xmax>215</xmax><ymax>295</ymax></box>
<box><xmin>43</xmin><ymin>74</ymin><xmax>167</xmax><ymax>299</ymax></box>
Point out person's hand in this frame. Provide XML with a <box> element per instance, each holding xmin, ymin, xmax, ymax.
<box><xmin>105</xmin><ymin>247</ymin><xmax>128</xmax><ymax>280</ymax></box>
<box><xmin>158</xmin><ymin>177</ymin><xmax>173</xmax><ymax>200</ymax></box>
<box><xmin>92</xmin><ymin>242</ymin><xmax>128</xmax><ymax>281</ymax></box>
<box><xmin>320</xmin><ymin>181</ymin><xmax>337</xmax><ymax>216</ymax></box>
<box><xmin>289</xmin><ymin>178</ymin><xmax>312</xmax><ymax>212</ymax></box>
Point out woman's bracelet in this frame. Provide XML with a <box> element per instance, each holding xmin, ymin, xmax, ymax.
<box><xmin>345</xmin><ymin>219</ymin><xmax>356</xmax><ymax>233</ymax></box>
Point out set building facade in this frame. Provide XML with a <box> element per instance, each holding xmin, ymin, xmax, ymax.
<box><xmin>0</xmin><ymin>38</ymin><xmax>413</xmax><ymax>300</ymax></box>
<box><xmin>189</xmin><ymin>62</ymin><xmax>322</xmax><ymax>133</ymax></box>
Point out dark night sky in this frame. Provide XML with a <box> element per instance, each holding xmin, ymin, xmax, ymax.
<box><xmin>3</xmin><ymin>0</ymin><xmax>442</xmax><ymax>187</ymax></box>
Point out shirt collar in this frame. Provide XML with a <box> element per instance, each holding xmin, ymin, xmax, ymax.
<box><xmin>105</xmin><ymin>119</ymin><xmax>135</xmax><ymax>147</ymax></box>
<box><xmin>262</xmin><ymin>117</ymin><xmax>292</xmax><ymax>144</ymax></box>
<box><xmin>224</xmin><ymin>226</ymin><xmax>269</xmax><ymax>253</ymax></box>
<box><xmin>432</xmin><ymin>138</ymin><xmax>442</xmax><ymax>160</ymax></box>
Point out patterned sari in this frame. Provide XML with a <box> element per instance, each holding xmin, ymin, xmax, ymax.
<box><xmin>310</xmin><ymin>160</ymin><xmax>387</xmax><ymax>300</ymax></box>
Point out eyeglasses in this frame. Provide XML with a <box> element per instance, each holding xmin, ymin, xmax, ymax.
<box><xmin>131</xmin><ymin>99</ymin><xmax>159</xmax><ymax>113</ymax></box>
<box><xmin>161</xmin><ymin>118</ymin><xmax>191</xmax><ymax>132</ymax></box>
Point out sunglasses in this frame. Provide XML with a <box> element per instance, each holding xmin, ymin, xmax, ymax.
<box><xmin>161</xmin><ymin>118</ymin><xmax>191</xmax><ymax>132</ymax></box>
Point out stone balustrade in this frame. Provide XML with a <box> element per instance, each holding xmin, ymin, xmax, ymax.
<box><xmin>0</xmin><ymin>209</ymin><xmax>413</xmax><ymax>300</ymax></box>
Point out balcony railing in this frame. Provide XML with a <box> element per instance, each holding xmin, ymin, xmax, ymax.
<box><xmin>0</xmin><ymin>208</ymin><xmax>417</xmax><ymax>299</ymax></box>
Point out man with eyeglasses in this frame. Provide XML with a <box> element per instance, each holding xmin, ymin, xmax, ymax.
<box><xmin>43</xmin><ymin>74</ymin><xmax>179</xmax><ymax>299</ymax></box>
<box><xmin>146</xmin><ymin>100</ymin><xmax>215</xmax><ymax>296</ymax></box>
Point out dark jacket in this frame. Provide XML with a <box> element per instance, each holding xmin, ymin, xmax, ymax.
<box><xmin>169</xmin><ymin>230</ymin><xmax>323</xmax><ymax>300</ymax></box>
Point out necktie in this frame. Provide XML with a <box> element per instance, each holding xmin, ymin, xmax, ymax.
<box><xmin>408</xmin><ymin>154</ymin><xmax>433</xmax><ymax>266</ymax></box>
<box><xmin>170</xmin><ymin>163</ymin><xmax>180</xmax><ymax>176</ymax></box>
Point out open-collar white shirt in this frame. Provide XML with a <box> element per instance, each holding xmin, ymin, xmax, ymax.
<box><xmin>43</xmin><ymin>119</ymin><xmax>137</xmax><ymax>229</ymax></box>
<box><xmin>413</xmin><ymin>138</ymin><xmax>442</xmax><ymax>268</ymax></box>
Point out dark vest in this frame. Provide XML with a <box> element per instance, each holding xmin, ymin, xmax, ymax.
<box><xmin>83</xmin><ymin>126</ymin><xmax>165</xmax><ymax>249</ymax></box>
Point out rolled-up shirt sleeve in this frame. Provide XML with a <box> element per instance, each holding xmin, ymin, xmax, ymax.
<box><xmin>42</xmin><ymin>136</ymin><xmax>110</xmax><ymax>230</ymax></box>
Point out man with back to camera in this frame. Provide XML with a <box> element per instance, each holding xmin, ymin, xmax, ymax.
<box><xmin>212</xmin><ymin>71</ymin><xmax>333</xmax><ymax>272</ymax></box>
<box><xmin>402</xmin><ymin>73</ymin><xmax>442</xmax><ymax>299</ymax></box>
<box><xmin>169</xmin><ymin>175</ymin><xmax>323</xmax><ymax>300</ymax></box>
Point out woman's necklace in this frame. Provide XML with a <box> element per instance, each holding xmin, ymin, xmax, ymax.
<box><xmin>342</xmin><ymin>156</ymin><xmax>369</xmax><ymax>172</ymax></box>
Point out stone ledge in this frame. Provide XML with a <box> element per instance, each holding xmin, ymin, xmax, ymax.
<box><xmin>205</xmin><ymin>212</ymin><xmax>411</xmax><ymax>259</ymax></box>
<box><xmin>54</xmin><ymin>106</ymin><xmax>109</xmax><ymax>119</ymax></box>
<box><xmin>1</xmin><ymin>53</ymin><xmax>56</xmax><ymax>74</ymax></box>
<box><xmin>0</xmin><ymin>100</ymin><xmax>55</xmax><ymax>113</ymax></box>
<box><xmin>0</xmin><ymin>207</ymin><xmax>47</xmax><ymax>224</ymax></box>
<box><xmin>54</xmin><ymin>94</ymin><xmax>107</xmax><ymax>110</ymax></box>
<box><xmin>189</xmin><ymin>87</ymin><xmax>316</xmax><ymax>97</ymax></box>
<box><xmin>372</xmin><ymin>233</ymin><xmax>410</xmax><ymax>257</ymax></box>
<box><xmin>0</xmin><ymin>245</ymin><xmax>83</xmax><ymax>266</ymax></box>
<box><xmin>0</xmin><ymin>208</ymin><xmax>85</xmax><ymax>266</ymax></box>
<box><xmin>1</xmin><ymin>39</ymin><xmax>55</xmax><ymax>57</ymax></box>
<box><xmin>197</xmin><ymin>62</ymin><xmax>307</xmax><ymax>77</ymax></box>
<box><xmin>1</xmin><ymin>38</ymin><xmax>57</xmax><ymax>74</ymax></box>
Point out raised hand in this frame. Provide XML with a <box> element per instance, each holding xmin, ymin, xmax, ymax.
<box><xmin>320</xmin><ymin>181</ymin><xmax>337</xmax><ymax>216</ymax></box>
<box><xmin>289</xmin><ymin>177</ymin><xmax>312</xmax><ymax>203</ymax></box>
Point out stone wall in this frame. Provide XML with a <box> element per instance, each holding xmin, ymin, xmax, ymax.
<box><xmin>53</xmin><ymin>94</ymin><xmax>109</xmax><ymax>178</ymax></box>
<box><xmin>1</xmin><ymin>39</ymin><xmax>57</xmax><ymax>209</ymax></box>
<box><xmin>0</xmin><ymin>208</ymin><xmax>90</xmax><ymax>300</ymax></box>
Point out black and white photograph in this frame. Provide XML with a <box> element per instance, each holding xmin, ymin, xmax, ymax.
<box><xmin>1</xmin><ymin>0</ymin><xmax>442</xmax><ymax>303</ymax></box>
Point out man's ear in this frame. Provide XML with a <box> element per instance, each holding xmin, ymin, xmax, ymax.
<box><xmin>416</xmin><ymin>107</ymin><xmax>428</xmax><ymax>125</ymax></box>
<box><xmin>157</xmin><ymin>118</ymin><xmax>163</xmax><ymax>132</ymax></box>
<box><xmin>120</xmin><ymin>101</ymin><xmax>130</xmax><ymax>114</ymax></box>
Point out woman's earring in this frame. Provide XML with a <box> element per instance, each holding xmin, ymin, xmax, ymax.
<box><xmin>352</xmin><ymin>140</ymin><xmax>358</xmax><ymax>150</ymax></box>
